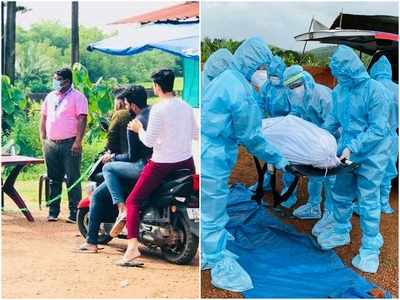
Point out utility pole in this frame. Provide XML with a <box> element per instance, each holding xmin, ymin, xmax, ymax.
<box><xmin>1</xmin><ymin>2</ymin><xmax>5</xmax><ymax>75</ymax></box>
<box><xmin>5</xmin><ymin>1</ymin><xmax>16</xmax><ymax>82</ymax></box>
<box><xmin>71</xmin><ymin>1</ymin><xmax>79</xmax><ymax>65</ymax></box>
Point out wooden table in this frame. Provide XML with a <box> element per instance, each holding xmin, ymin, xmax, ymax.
<box><xmin>1</xmin><ymin>155</ymin><xmax>44</xmax><ymax>222</ymax></box>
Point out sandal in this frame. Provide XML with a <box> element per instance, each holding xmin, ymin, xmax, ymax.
<box><xmin>115</xmin><ymin>258</ymin><xmax>144</xmax><ymax>268</ymax></box>
<box><xmin>76</xmin><ymin>243</ymin><xmax>98</xmax><ymax>253</ymax></box>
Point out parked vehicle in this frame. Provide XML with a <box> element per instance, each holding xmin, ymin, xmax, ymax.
<box><xmin>77</xmin><ymin>164</ymin><xmax>199</xmax><ymax>265</ymax></box>
<box><xmin>296</xmin><ymin>13</ymin><xmax>399</xmax><ymax>82</ymax></box>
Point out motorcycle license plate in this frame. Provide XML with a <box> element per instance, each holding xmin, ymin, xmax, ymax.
<box><xmin>187</xmin><ymin>208</ymin><xmax>199</xmax><ymax>220</ymax></box>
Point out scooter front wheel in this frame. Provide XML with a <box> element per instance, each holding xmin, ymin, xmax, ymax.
<box><xmin>77</xmin><ymin>207</ymin><xmax>113</xmax><ymax>245</ymax></box>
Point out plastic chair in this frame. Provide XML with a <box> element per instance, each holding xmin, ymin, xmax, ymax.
<box><xmin>38</xmin><ymin>174</ymin><xmax>67</xmax><ymax>210</ymax></box>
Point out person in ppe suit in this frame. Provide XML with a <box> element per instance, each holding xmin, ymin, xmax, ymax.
<box><xmin>317</xmin><ymin>45</ymin><xmax>391</xmax><ymax>273</ymax></box>
<box><xmin>202</xmin><ymin>48</ymin><xmax>237</xmax><ymax>97</ymax></box>
<box><xmin>369</xmin><ymin>55</ymin><xmax>398</xmax><ymax>214</ymax></box>
<box><xmin>249</xmin><ymin>55</ymin><xmax>292</xmax><ymax>192</ymax></box>
<box><xmin>200</xmin><ymin>48</ymin><xmax>239</xmax><ymax>272</ymax></box>
<box><xmin>282</xmin><ymin>65</ymin><xmax>335</xmax><ymax>220</ymax></box>
<box><xmin>202</xmin><ymin>36</ymin><xmax>290</xmax><ymax>291</ymax></box>
<box><xmin>262</xmin><ymin>55</ymin><xmax>291</xmax><ymax>117</ymax></box>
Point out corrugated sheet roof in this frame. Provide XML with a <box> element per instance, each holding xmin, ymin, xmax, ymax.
<box><xmin>110</xmin><ymin>1</ymin><xmax>199</xmax><ymax>25</ymax></box>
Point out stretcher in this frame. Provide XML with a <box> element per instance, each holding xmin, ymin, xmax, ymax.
<box><xmin>251</xmin><ymin>156</ymin><xmax>359</xmax><ymax>207</ymax></box>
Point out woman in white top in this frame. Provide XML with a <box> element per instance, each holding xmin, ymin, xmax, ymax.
<box><xmin>112</xmin><ymin>69</ymin><xmax>198</xmax><ymax>266</ymax></box>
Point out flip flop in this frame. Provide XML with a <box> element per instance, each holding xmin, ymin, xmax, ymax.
<box><xmin>75</xmin><ymin>243</ymin><xmax>99</xmax><ymax>253</ymax></box>
<box><xmin>115</xmin><ymin>259</ymin><xmax>144</xmax><ymax>268</ymax></box>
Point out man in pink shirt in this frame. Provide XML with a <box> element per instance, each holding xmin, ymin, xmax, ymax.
<box><xmin>40</xmin><ymin>68</ymin><xmax>88</xmax><ymax>223</ymax></box>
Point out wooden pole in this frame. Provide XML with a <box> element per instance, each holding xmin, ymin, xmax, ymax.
<box><xmin>1</xmin><ymin>2</ymin><xmax>5</xmax><ymax>75</ymax></box>
<box><xmin>71</xmin><ymin>1</ymin><xmax>79</xmax><ymax>66</ymax></box>
<box><xmin>5</xmin><ymin>1</ymin><xmax>16</xmax><ymax>82</ymax></box>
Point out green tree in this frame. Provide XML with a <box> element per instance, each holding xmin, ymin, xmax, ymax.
<box><xmin>15</xmin><ymin>41</ymin><xmax>63</xmax><ymax>92</ymax></box>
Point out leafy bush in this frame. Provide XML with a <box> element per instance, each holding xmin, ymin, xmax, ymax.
<box><xmin>2</xmin><ymin>75</ymin><xmax>28</xmax><ymax>133</ymax></box>
<box><xmin>81</xmin><ymin>136</ymin><xmax>106</xmax><ymax>174</ymax></box>
<box><xmin>7</xmin><ymin>107</ymin><xmax>42</xmax><ymax>157</ymax></box>
<box><xmin>201</xmin><ymin>37</ymin><xmax>242</xmax><ymax>62</ymax></box>
<box><xmin>72</xmin><ymin>63</ymin><xmax>115</xmax><ymax>143</ymax></box>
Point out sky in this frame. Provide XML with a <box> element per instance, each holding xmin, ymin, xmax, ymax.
<box><xmin>202</xmin><ymin>1</ymin><xmax>399</xmax><ymax>51</ymax></box>
<box><xmin>13</xmin><ymin>1</ymin><xmax>399</xmax><ymax>51</ymax></box>
<box><xmin>16</xmin><ymin>1</ymin><xmax>181</xmax><ymax>33</ymax></box>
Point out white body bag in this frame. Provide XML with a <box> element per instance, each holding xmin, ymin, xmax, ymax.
<box><xmin>262</xmin><ymin>115</ymin><xmax>340</xmax><ymax>169</ymax></box>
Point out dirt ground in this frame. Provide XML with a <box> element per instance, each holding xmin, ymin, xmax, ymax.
<box><xmin>202</xmin><ymin>147</ymin><xmax>399</xmax><ymax>298</ymax></box>
<box><xmin>2</xmin><ymin>208</ymin><xmax>199</xmax><ymax>298</ymax></box>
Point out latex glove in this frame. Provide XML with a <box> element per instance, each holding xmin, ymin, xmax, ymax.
<box><xmin>340</xmin><ymin>148</ymin><xmax>351</xmax><ymax>161</ymax></box>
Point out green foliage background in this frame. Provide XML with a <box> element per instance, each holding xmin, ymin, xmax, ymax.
<box><xmin>201</xmin><ymin>37</ymin><xmax>323</xmax><ymax>67</ymax></box>
<box><xmin>201</xmin><ymin>38</ymin><xmax>372</xmax><ymax>67</ymax></box>
<box><xmin>15</xmin><ymin>21</ymin><xmax>183</xmax><ymax>94</ymax></box>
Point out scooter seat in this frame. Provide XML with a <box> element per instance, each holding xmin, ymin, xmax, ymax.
<box><xmin>141</xmin><ymin>169</ymin><xmax>194</xmax><ymax>209</ymax></box>
<box><xmin>162</xmin><ymin>169</ymin><xmax>193</xmax><ymax>182</ymax></box>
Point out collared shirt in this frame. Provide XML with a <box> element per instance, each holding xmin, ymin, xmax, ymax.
<box><xmin>41</xmin><ymin>88</ymin><xmax>88</xmax><ymax>140</ymax></box>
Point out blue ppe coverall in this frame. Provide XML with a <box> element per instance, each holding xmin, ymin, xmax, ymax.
<box><xmin>260</xmin><ymin>55</ymin><xmax>291</xmax><ymax>117</ymax></box>
<box><xmin>200</xmin><ymin>48</ymin><xmax>239</xmax><ymax>271</ymax></box>
<box><xmin>318</xmin><ymin>45</ymin><xmax>391</xmax><ymax>274</ymax></box>
<box><xmin>202</xmin><ymin>48</ymin><xmax>238</xmax><ymax>97</ymax></box>
<box><xmin>202</xmin><ymin>36</ymin><xmax>288</xmax><ymax>292</ymax></box>
<box><xmin>234</xmin><ymin>36</ymin><xmax>274</xmax><ymax>109</ymax></box>
<box><xmin>250</xmin><ymin>55</ymin><xmax>291</xmax><ymax>192</ymax></box>
<box><xmin>370</xmin><ymin>55</ymin><xmax>398</xmax><ymax>214</ymax></box>
<box><xmin>282</xmin><ymin>65</ymin><xmax>335</xmax><ymax>216</ymax></box>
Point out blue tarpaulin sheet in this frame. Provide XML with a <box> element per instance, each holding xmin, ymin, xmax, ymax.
<box><xmin>87</xmin><ymin>23</ymin><xmax>199</xmax><ymax>107</ymax></box>
<box><xmin>182</xmin><ymin>57</ymin><xmax>199</xmax><ymax>107</ymax></box>
<box><xmin>87</xmin><ymin>23</ymin><xmax>199</xmax><ymax>59</ymax></box>
<box><xmin>226</xmin><ymin>184</ymin><xmax>391</xmax><ymax>298</ymax></box>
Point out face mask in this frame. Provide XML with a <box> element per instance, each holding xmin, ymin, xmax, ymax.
<box><xmin>52</xmin><ymin>79</ymin><xmax>63</xmax><ymax>92</ymax></box>
<box><xmin>333</xmin><ymin>72</ymin><xmax>353</xmax><ymax>86</ymax></box>
<box><xmin>269</xmin><ymin>76</ymin><xmax>280</xmax><ymax>86</ymax></box>
<box><xmin>291</xmin><ymin>85</ymin><xmax>305</xmax><ymax>100</ymax></box>
<box><xmin>251</xmin><ymin>70</ymin><xmax>268</xmax><ymax>89</ymax></box>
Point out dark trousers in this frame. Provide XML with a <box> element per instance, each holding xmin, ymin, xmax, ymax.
<box><xmin>44</xmin><ymin>138</ymin><xmax>82</xmax><ymax>219</ymax></box>
<box><xmin>87</xmin><ymin>182</ymin><xmax>117</xmax><ymax>245</ymax></box>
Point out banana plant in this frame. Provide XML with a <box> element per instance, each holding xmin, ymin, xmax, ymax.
<box><xmin>72</xmin><ymin>63</ymin><xmax>116</xmax><ymax>143</ymax></box>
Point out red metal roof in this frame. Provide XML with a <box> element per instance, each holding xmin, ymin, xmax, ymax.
<box><xmin>110</xmin><ymin>1</ymin><xmax>199</xmax><ymax>25</ymax></box>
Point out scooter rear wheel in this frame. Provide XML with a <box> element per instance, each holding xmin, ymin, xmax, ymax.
<box><xmin>77</xmin><ymin>207</ymin><xmax>113</xmax><ymax>245</ymax></box>
<box><xmin>161</xmin><ymin>212</ymin><xmax>198</xmax><ymax>265</ymax></box>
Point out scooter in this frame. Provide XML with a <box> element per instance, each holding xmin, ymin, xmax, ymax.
<box><xmin>76</xmin><ymin>163</ymin><xmax>199</xmax><ymax>265</ymax></box>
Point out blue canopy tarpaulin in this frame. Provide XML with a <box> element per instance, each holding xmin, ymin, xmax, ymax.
<box><xmin>87</xmin><ymin>23</ymin><xmax>199</xmax><ymax>106</ymax></box>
